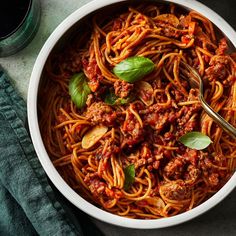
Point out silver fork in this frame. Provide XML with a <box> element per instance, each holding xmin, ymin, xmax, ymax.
<box><xmin>180</xmin><ymin>61</ymin><xmax>236</xmax><ymax>139</ymax></box>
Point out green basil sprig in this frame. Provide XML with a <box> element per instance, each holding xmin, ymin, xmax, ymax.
<box><xmin>69</xmin><ymin>72</ymin><xmax>91</xmax><ymax>109</ymax></box>
<box><xmin>179</xmin><ymin>131</ymin><xmax>212</xmax><ymax>150</ymax></box>
<box><xmin>124</xmin><ymin>164</ymin><xmax>135</xmax><ymax>191</ymax></box>
<box><xmin>113</xmin><ymin>56</ymin><xmax>155</xmax><ymax>83</ymax></box>
<box><xmin>104</xmin><ymin>90</ymin><xmax>135</xmax><ymax>105</ymax></box>
<box><xmin>104</xmin><ymin>90</ymin><xmax>118</xmax><ymax>105</ymax></box>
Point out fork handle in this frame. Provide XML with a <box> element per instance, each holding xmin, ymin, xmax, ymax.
<box><xmin>200</xmin><ymin>95</ymin><xmax>236</xmax><ymax>139</ymax></box>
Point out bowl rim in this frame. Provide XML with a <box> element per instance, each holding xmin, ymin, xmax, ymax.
<box><xmin>28</xmin><ymin>0</ymin><xmax>236</xmax><ymax>229</ymax></box>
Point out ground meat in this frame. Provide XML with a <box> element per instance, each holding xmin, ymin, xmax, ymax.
<box><xmin>164</xmin><ymin>158</ymin><xmax>185</xmax><ymax>180</ymax></box>
<box><xmin>142</xmin><ymin>104</ymin><xmax>175</xmax><ymax>131</ymax></box>
<box><xmin>160</xmin><ymin>180</ymin><xmax>191</xmax><ymax>201</ymax></box>
<box><xmin>210</xmin><ymin>55</ymin><xmax>230</xmax><ymax>65</ymax></box>
<box><xmin>205</xmin><ymin>62</ymin><xmax>227</xmax><ymax>81</ymax></box>
<box><xmin>85</xmin><ymin>102</ymin><xmax>117</xmax><ymax>126</ymax></box>
<box><xmin>84</xmin><ymin>174</ymin><xmax>106</xmax><ymax>198</ymax></box>
<box><xmin>175</xmin><ymin>104</ymin><xmax>200</xmax><ymax>137</ymax></box>
<box><xmin>163</xmin><ymin>132</ymin><xmax>175</xmax><ymax>141</ymax></box>
<box><xmin>140</xmin><ymin>143</ymin><xmax>152</xmax><ymax>159</ymax></box>
<box><xmin>216</xmin><ymin>38</ymin><xmax>228</xmax><ymax>55</ymax></box>
<box><xmin>185</xmin><ymin>149</ymin><xmax>199</xmax><ymax>166</ymax></box>
<box><xmin>198</xmin><ymin>154</ymin><xmax>228</xmax><ymax>187</ymax></box>
<box><xmin>105</xmin><ymin>187</ymin><xmax>122</xmax><ymax>199</ymax></box>
<box><xmin>177</xmin><ymin>108</ymin><xmax>193</xmax><ymax>126</ymax></box>
<box><xmin>170</xmin><ymin>89</ymin><xmax>184</xmax><ymax>102</ymax></box>
<box><xmin>82</xmin><ymin>58</ymin><xmax>103</xmax><ymax>92</ymax></box>
<box><xmin>135</xmin><ymin>144</ymin><xmax>160</xmax><ymax>171</ymax></box>
<box><xmin>122</xmin><ymin>105</ymin><xmax>144</xmax><ymax>147</ymax></box>
<box><xmin>122</xmin><ymin>118</ymin><xmax>144</xmax><ymax>146</ymax></box>
<box><xmin>155</xmin><ymin>21</ymin><xmax>183</xmax><ymax>38</ymax></box>
<box><xmin>164</xmin><ymin>150</ymin><xmax>201</xmax><ymax>182</ymax></box>
<box><xmin>188</xmin><ymin>88</ymin><xmax>199</xmax><ymax>101</ymax></box>
<box><xmin>179</xmin><ymin>15</ymin><xmax>192</xmax><ymax>28</ymax></box>
<box><xmin>208</xmin><ymin>173</ymin><xmax>220</xmax><ymax>186</ymax></box>
<box><xmin>155</xmin><ymin>112</ymin><xmax>172</xmax><ymax>130</ymax></box>
<box><xmin>181</xmin><ymin>35</ymin><xmax>192</xmax><ymax>45</ymax></box>
<box><xmin>86</xmin><ymin>94</ymin><xmax>94</xmax><ymax>107</ymax></box>
<box><xmin>114</xmin><ymin>80</ymin><xmax>133</xmax><ymax>98</ymax></box>
<box><xmin>184</xmin><ymin>165</ymin><xmax>200</xmax><ymax>183</ymax></box>
<box><xmin>144</xmin><ymin>112</ymin><xmax>168</xmax><ymax>130</ymax></box>
<box><xmin>95</xmin><ymin>140</ymin><xmax>120</xmax><ymax>159</ymax></box>
<box><xmin>135</xmin><ymin>158</ymin><xmax>147</xmax><ymax>168</ymax></box>
<box><xmin>205</xmin><ymin>56</ymin><xmax>229</xmax><ymax>81</ymax></box>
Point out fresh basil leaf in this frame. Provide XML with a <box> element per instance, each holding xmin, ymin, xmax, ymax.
<box><xmin>69</xmin><ymin>72</ymin><xmax>91</xmax><ymax>109</ymax></box>
<box><xmin>104</xmin><ymin>90</ymin><xmax>135</xmax><ymax>105</ymax></box>
<box><xmin>119</xmin><ymin>98</ymin><xmax>129</xmax><ymax>104</ymax></box>
<box><xmin>179</xmin><ymin>131</ymin><xmax>212</xmax><ymax>150</ymax></box>
<box><xmin>113</xmin><ymin>56</ymin><xmax>155</xmax><ymax>83</ymax></box>
<box><xmin>124</xmin><ymin>164</ymin><xmax>135</xmax><ymax>191</ymax></box>
<box><xmin>104</xmin><ymin>90</ymin><xmax>118</xmax><ymax>105</ymax></box>
<box><xmin>118</xmin><ymin>94</ymin><xmax>135</xmax><ymax>104</ymax></box>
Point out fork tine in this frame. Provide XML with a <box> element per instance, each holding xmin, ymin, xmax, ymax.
<box><xmin>179</xmin><ymin>61</ymin><xmax>236</xmax><ymax>138</ymax></box>
<box><xmin>179</xmin><ymin>61</ymin><xmax>200</xmax><ymax>88</ymax></box>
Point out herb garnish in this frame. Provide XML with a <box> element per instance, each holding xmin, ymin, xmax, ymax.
<box><xmin>179</xmin><ymin>131</ymin><xmax>212</xmax><ymax>150</ymax></box>
<box><xmin>113</xmin><ymin>56</ymin><xmax>155</xmax><ymax>83</ymax></box>
<box><xmin>69</xmin><ymin>72</ymin><xmax>91</xmax><ymax>109</ymax></box>
<box><xmin>124</xmin><ymin>164</ymin><xmax>135</xmax><ymax>191</ymax></box>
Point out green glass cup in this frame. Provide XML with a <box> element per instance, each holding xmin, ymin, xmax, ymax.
<box><xmin>0</xmin><ymin>0</ymin><xmax>41</xmax><ymax>57</ymax></box>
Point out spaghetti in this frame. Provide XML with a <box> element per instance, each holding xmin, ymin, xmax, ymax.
<box><xmin>39</xmin><ymin>3</ymin><xmax>236</xmax><ymax>219</ymax></box>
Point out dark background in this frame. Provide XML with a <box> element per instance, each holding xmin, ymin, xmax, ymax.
<box><xmin>198</xmin><ymin>0</ymin><xmax>236</xmax><ymax>30</ymax></box>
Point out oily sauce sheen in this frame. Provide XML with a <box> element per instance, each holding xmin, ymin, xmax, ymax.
<box><xmin>39</xmin><ymin>3</ymin><xmax>236</xmax><ymax>219</ymax></box>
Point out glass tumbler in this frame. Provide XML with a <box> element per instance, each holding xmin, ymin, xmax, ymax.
<box><xmin>0</xmin><ymin>0</ymin><xmax>41</xmax><ymax>57</ymax></box>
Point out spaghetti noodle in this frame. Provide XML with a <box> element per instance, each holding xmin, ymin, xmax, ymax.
<box><xmin>39</xmin><ymin>3</ymin><xmax>236</xmax><ymax>219</ymax></box>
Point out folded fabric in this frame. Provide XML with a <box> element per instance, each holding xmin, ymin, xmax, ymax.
<box><xmin>0</xmin><ymin>67</ymin><xmax>103</xmax><ymax>236</ymax></box>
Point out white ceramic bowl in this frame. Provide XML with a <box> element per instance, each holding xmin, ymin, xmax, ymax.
<box><xmin>28</xmin><ymin>0</ymin><xmax>236</xmax><ymax>229</ymax></box>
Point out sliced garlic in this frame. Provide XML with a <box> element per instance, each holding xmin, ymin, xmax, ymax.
<box><xmin>145</xmin><ymin>196</ymin><xmax>165</xmax><ymax>211</ymax></box>
<box><xmin>155</xmin><ymin>14</ymin><xmax>180</xmax><ymax>27</ymax></box>
<box><xmin>82</xmin><ymin>125</ymin><xmax>108</xmax><ymax>149</ymax></box>
<box><xmin>136</xmin><ymin>81</ymin><xmax>154</xmax><ymax>106</ymax></box>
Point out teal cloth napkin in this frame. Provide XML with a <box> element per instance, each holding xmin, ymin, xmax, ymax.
<box><xmin>0</xmin><ymin>67</ymin><xmax>103</xmax><ymax>236</ymax></box>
